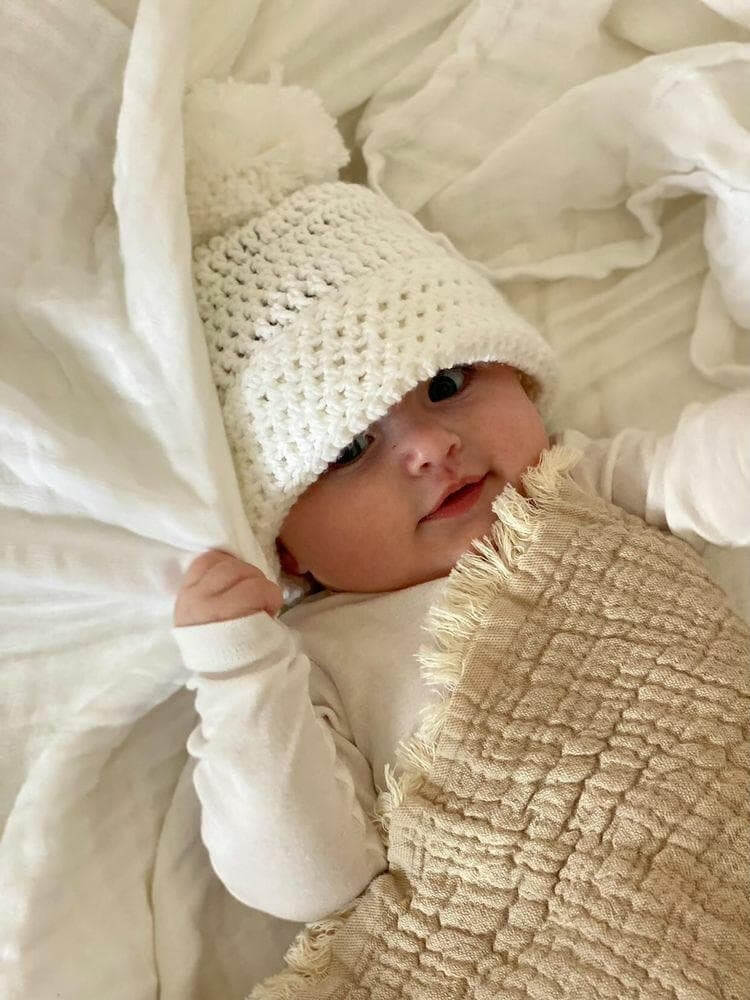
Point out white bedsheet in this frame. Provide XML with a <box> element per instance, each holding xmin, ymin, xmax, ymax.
<box><xmin>1</xmin><ymin>1</ymin><xmax>748</xmax><ymax>998</ymax></box>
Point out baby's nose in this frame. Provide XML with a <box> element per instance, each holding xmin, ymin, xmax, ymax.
<box><xmin>397</xmin><ymin>420</ymin><xmax>461</xmax><ymax>475</ymax></box>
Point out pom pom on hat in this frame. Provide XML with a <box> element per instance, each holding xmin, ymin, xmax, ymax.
<box><xmin>184</xmin><ymin>77</ymin><xmax>350</xmax><ymax>244</ymax></box>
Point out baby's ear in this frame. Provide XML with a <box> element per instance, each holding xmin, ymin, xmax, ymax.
<box><xmin>276</xmin><ymin>538</ymin><xmax>305</xmax><ymax>577</ymax></box>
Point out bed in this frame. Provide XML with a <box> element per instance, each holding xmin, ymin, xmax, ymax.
<box><xmin>1</xmin><ymin>1</ymin><xmax>749</xmax><ymax>997</ymax></box>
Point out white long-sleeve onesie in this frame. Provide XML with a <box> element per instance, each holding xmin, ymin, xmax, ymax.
<box><xmin>174</xmin><ymin>392</ymin><xmax>749</xmax><ymax>923</ymax></box>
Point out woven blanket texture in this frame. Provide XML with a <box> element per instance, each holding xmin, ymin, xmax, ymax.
<box><xmin>252</xmin><ymin>447</ymin><xmax>750</xmax><ymax>1000</ymax></box>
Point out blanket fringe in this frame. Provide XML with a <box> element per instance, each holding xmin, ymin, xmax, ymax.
<box><xmin>247</xmin><ymin>907</ymin><xmax>355</xmax><ymax>1000</ymax></box>
<box><xmin>250</xmin><ymin>444</ymin><xmax>581</xmax><ymax>996</ymax></box>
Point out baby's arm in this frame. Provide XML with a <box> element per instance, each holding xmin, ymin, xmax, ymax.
<box><xmin>173</xmin><ymin>552</ymin><xmax>387</xmax><ymax>923</ymax></box>
<box><xmin>564</xmin><ymin>389</ymin><xmax>749</xmax><ymax>546</ymax></box>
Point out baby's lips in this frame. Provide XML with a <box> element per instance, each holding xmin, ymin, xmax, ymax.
<box><xmin>421</xmin><ymin>473</ymin><xmax>487</xmax><ymax>521</ymax></box>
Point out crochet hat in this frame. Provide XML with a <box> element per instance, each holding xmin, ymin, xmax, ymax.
<box><xmin>185</xmin><ymin>79</ymin><xmax>557</xmax><ymax>578</ymax></box>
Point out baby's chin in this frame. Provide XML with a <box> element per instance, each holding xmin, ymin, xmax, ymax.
<box><xmin>391</xmin><ymin>527</ymin><xmax>495</xmax><ymax>591</ymax></box>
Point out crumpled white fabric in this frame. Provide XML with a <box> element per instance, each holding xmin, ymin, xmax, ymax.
<box><xmin>360</xmin><ymin>0</ymin><xmax>750</xmax><ymax>390</ymax></box>
<box><xmin>1</xmin><ymin>0</ymin><xmax>749</xmax><ymax>998</ymax></box>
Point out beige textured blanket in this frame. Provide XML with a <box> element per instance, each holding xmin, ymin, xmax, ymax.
<box><xmin>253</xmin><ymin>447</ymin><xmax>750</xmax><ymax>1000</ymax></box>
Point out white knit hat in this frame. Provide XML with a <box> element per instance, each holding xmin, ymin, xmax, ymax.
<box><xmin>185</xmin><ymin>80</ymin><xmax>557</xmax><ymax>577</ymax></box>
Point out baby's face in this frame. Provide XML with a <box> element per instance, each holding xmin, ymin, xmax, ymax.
<box><xmin>278</xmin><ymin>363</ymin><xmax>549</xmax><ymax>593</ymax></box>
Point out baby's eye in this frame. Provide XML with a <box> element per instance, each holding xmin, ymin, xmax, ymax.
<box><xmin>427</xmin><ymin>365</ymin><xmax>471</xmax><ymax>403</ymax></box>
<box><xmin>331</xmin><ymin>431</ymin><xmax>374</xmax><ymax>467</ymax></box>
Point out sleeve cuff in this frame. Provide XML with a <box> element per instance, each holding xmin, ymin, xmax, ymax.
<box><xmin>172</xmin><ymin>612</ymin><xmax>288</xmax><ymax>673</ymax></box>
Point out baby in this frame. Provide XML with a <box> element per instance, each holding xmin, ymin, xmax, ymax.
<box><xmin>174</xmin><ymin>180</ymin><xmax>749</xmax><ymax>925</ymax></box>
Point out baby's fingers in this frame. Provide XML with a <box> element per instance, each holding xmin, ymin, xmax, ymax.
<box><xmin>175</xmin><ymin>576</ymin><xmax>282</xmax><ymax>626</ymax></box>
<box><xmin>226</xmin><ymin>576</ymin><xmax>284</xmax><ymax>617</ymax></box>
<box><xmin>194</xmin><ymin>556</ymin><xmax>256</xmax><ymax>597</ymax></box>
<box><xmin>175</xmin><ymin>550</ymin><xmax>282</xmax><ymax>626</ymax></box>
<box><xmin>181</xmin><ymin>549</ymin><xmax>233</xmax><ymax>588</ymax></box>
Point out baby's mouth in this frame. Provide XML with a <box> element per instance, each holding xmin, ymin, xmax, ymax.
<box><xmin>420</xmin><ymin>474</ymin><xmax>488</xmax><ymax>522</ymax></box>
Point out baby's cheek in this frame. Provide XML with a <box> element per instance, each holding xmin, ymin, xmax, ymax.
<box><xmin>517</xmin><ymin>401</ymin><xmax>549</xmax><ymax>460</ymax></box>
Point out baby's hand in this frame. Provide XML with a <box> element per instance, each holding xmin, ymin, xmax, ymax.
<box><xmin>174</xmin><ymin>550</ymin><xmax>283</xmax><ymax>627</ymax></box>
